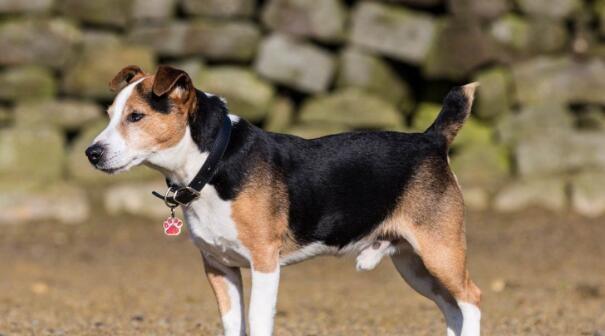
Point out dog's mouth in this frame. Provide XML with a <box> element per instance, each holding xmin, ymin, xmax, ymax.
<box><xmin>98</xmin><ymin>165</ymin><xmax>126</xmax><ymax>174</ymax></box>
<box><xmin>95</xmin><ymin>156</ymin><xmax>143</xmax><ymax>174</ymax></box>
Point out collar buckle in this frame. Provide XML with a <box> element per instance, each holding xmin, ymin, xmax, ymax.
<box><xmin>152</xmin><ymin>185</ymin><xmax>201</xmax><ymax>209</ymax></box>
<box><xmin>172</xmin><ymin>186</ymin><xmax>201</xmax><ymax>206</ymax></box>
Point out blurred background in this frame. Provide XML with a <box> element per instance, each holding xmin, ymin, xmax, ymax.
<box><xmin>0</xmin><ymin>0</ymin><xmax>604</xmax><ymax>335</ymax></box>
<box><xmin>0</xmin><ymin>0</ymin><xmax>604</xmax><ymax>220</ymax></box>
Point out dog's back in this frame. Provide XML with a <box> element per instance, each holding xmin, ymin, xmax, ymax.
<box><xmin>253</xmin><ymin>84</ymin><xmax>477</xmax><ymax>252</ymax></box>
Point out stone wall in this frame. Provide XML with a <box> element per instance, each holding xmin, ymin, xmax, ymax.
<box><xmin>1</xmin><ymin>0</ymin><xmax>605</xmax><ymax>224</ymax></box>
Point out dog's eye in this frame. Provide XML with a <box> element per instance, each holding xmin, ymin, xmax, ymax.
<box><xmin>127</xmin><ymin>112</ymin><xmax>145</xmax><ymax>123</ymax></box>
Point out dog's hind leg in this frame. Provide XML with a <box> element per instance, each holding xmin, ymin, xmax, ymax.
<box><xmin>391</xmin><ymin>234</ymin><xmax>481</xmax><ymax>336</ymax></box>
<box><xmin>380</xmin><ymin>152</ymin><xmax>481</xmax><ymax>335</ymax></box>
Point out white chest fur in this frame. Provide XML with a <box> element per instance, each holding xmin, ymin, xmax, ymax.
<box><xmin>183</xmin><ymin>185</ymin><xmax>251</xmax><ymax>268</ymax></box>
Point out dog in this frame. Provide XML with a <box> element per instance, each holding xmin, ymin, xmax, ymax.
<box><xmin>86</xmin><ymin>65</ymin><xmax>481</xmax><ymax>336</ymax></box>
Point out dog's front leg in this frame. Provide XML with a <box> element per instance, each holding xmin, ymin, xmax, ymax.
<box><xmin>248</xmin><ymin>250</ymin><xmax>280</xmax><ymax>336</ymax></box>
<box><xmin>202</xmin><ymin>253</ymin><xmax>246</xmax><ymax>336</ymax></box>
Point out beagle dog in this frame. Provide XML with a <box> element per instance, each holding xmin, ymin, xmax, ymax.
<box><xmin>86</xmin><ymin>65</ymin><xmax>481</xmax><ymax>336</ymax></box>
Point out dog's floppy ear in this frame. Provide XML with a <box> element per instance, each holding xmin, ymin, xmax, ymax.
<box><xmin>152</xmin><ymin>65</ymin><xmax>192</xmax><ymax>99</ymax></box>
<box><xmin>109</xmin><ymin>65</ymin><xmax>145</xmax><ymax>92</ymax></box>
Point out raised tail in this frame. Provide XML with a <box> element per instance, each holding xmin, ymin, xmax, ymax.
<box><xmin>425</xmin><ymin>82</ymin><xmax>478</xmax><ymax>146</ymax></box>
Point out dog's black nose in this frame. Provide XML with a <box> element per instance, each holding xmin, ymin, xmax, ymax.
<box><xmin>85</xmin><ymin>143</ymin><xmax>104</xmax><ymax>165</ymax></box>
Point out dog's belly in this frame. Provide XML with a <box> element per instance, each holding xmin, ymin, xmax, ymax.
<box><xmin>279</xmin><ymin>239</ymin><xmax>374</xmax><ymax>266</ymax></box>
<box><xmin>182</xmin><ymin>185</ymin><xmax>398</xmax><ymax>270</ymax></box>
<box><xmin>183</xmin><ymin>186</ymin><xmax>251</xmax><ymax>268</ymax></box>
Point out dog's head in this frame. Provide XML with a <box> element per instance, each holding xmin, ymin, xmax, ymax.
<box><xmin>85</xmin><ymin>65</ymin><xmax>197</xmax><ymax>173</ymax></box>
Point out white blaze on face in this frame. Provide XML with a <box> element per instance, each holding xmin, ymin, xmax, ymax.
<box><xmin>92</xmin><ymin>77</ymin><xmax>146</xmax><ymax>172</ymax></box>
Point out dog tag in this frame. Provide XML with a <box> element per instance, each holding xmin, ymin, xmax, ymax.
<box><xmin>163</xmin><ymin>207</ymin><xmax>183</xmax><ymax>236</ymax></box>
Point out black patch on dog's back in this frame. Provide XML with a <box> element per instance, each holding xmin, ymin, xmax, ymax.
<box><xmin>269</xmin><ymin>132</ymin><xmax>445</xmax><ymax>247</ymax></box>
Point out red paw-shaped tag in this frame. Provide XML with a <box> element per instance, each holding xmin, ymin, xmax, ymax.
<box><xmin>163</xmin><ymin>216</ymin><xmax>183</xmax><ymax>236</ymax></box>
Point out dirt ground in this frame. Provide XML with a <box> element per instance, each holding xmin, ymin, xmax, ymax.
<box><xmin>1</xmin><ymin>209</ymin><xmax>604</xmax><ymax>335</ymax></box>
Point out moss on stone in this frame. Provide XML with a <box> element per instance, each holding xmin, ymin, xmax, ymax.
<box><xmin>474</xmin><ymin>67</ymin><xmax>512</xmax><ymax>121</ymax></box>
<box><xmin>299</xmin><ymin>88</ymin><xmax>404</xmax><ymax>129</ymax></box>
<box><xmin>60</xmin><ymin>0</ymin><xmax>134</xmax><ymax>27</ymax></box>
<box><xmin>451</xmin><ymin>142</ymin><xmax>510</xmax><ymax>189</ymax></box>
<box><xmin>423</xmin><ymin>18</ymin><xmax>496</xmax><ymax>79</ymax></box>
<box><xmin>15</xmin><ymin>100</ymin><xmax>102</xmax><ymax>130</ymax></box>
<box><xmin>195</xmin><ymin>66</ymin><xmax>275</xmax><ymax>122</ymax></box>
<box><xmin>265</xmin><ymin>96</ymin><xmax>294</xmax><ymax>133</ymax></box>
<box><xmin>0</xmin><ymin>65</ymin><xmax>56</xmax><ymax>101</ymax></box>
<box><xmin>62</xmin><ymin>43</ymin><xmax>155</xmax><ymax>99</ymax></box>
<box><xmin>337</xmin><ymin>48</ymin><xmax>411</xmax><ymax>106</ymax></box>
<box><xmin>0</xmin><ymin>18</ymin><xmax>82</xmax><ymax>69</ymax></box>
<box><xmin>0</xmin><ymin>126</ymin><xmax>64</xmax><ymax>182</ymax></box>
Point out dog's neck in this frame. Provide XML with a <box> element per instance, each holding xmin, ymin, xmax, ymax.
<box><xmin>145</xmin><ymin>90</ymin><xmax>228</xmax><ymax>186</ymax></box>
<box><xmin>145</xmin><ymin>127</ymin><xmax>208</xmax><ymax>186</ymax></box>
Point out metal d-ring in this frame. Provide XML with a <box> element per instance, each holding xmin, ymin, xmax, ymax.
<box><xmin>163</xmin><ymin>186</ymin><xmax>180</xmax><ymax>208</ymax></box>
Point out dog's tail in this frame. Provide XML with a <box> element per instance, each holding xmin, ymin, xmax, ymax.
<box><xmin>424</xmin><ymin>82</ymin><xmax>478</xmax><ymax>147</ymax></box>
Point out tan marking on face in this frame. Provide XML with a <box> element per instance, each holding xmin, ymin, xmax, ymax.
<box><xmin>230</xmin><ymin>159</ymin><xmax>293</xmax><ymax>273</ymax></box>
<box><xmin>116</xmin><ymin>76</ymin><xmax>196</xmax><ymax>151</ymax></box>
<box><xmin>204</xmin><ymin>262</ymin><xmax>231</xmax><ymax>315</ymax></box>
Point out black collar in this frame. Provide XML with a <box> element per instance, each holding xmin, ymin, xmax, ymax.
<box><xmin>152</xmin><ymin>115</ymin><xmax>232</xmax><ymax>207</ymax></box>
